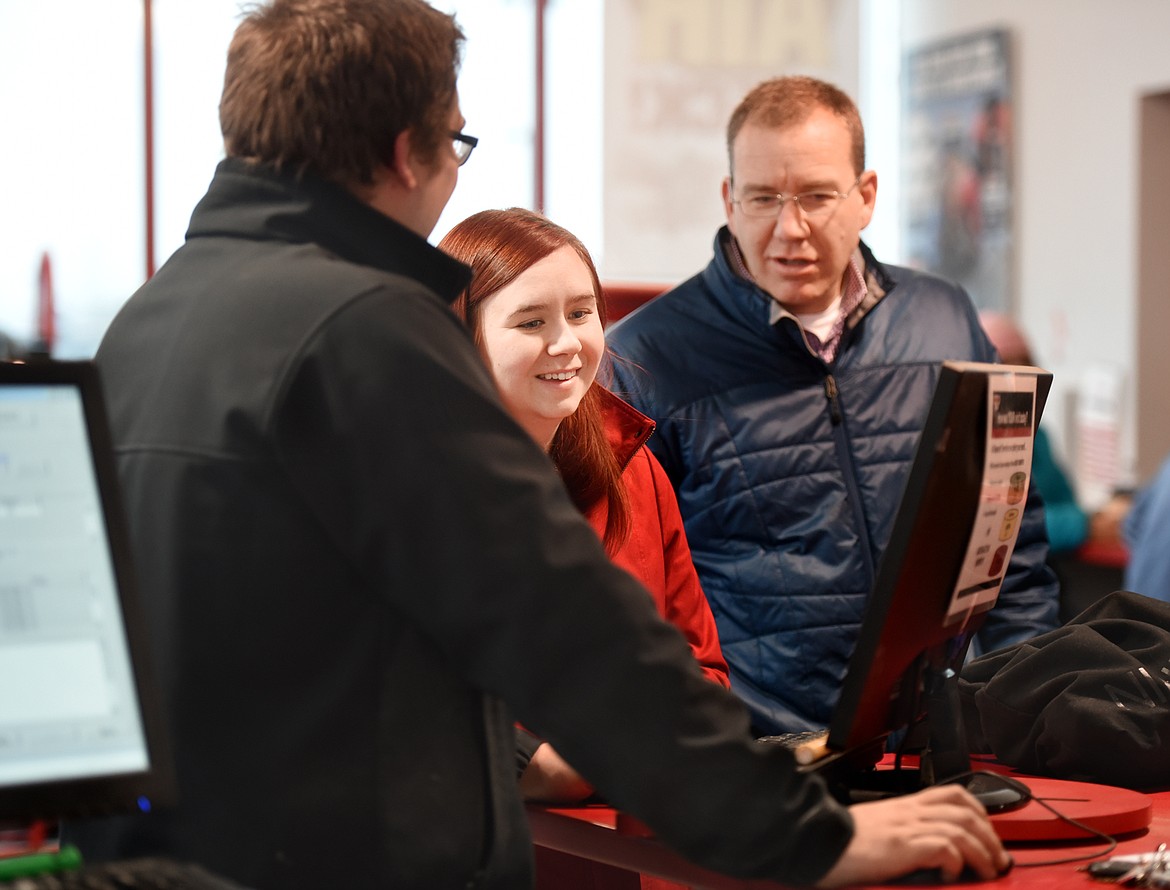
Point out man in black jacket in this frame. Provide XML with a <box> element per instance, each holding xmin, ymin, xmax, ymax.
<box><xmin>76</xmin><ymin>1</ymin><xmax>1010</xmax><ymax>887</ymax></box>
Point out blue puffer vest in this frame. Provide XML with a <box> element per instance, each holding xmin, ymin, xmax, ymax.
<box><xmin>608</xmin><ymin>231</ymin><xmax>1059</xmax><ymax>734</ymax></box>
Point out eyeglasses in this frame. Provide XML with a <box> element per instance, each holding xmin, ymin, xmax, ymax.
<box><xmin>451</xmin><ymin>131</ymin><xmax>478</xmax><ymax>166</ymax></box>
<box><xmin>732</xmin><ymin>176</ymin><xmax>861</xmax><ymax>220</ymax></box>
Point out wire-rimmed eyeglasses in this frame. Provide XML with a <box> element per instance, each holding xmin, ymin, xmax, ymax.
<box><xmin>451</xmin><ymin>131</ymin><xmax>478</xmax><ymax>167</ymax></box>
<box><xmin>731</xmin><ymin>176</ymin><xmax>861</xmax><ymax>220</ymax></box>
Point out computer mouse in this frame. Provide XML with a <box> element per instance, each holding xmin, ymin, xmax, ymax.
<box><xmin>965</xmin><ymin>771</ymin><xmax>1033</xmax><ymax>814</ymax></box>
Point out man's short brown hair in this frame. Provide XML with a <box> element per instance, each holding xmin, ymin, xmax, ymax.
<box><xmin>220</xmin><ymin>0</ymin><xmax>464</xmax><ymax>186</ymax></box>
<box><xmin>726</xmin><ymin>75</ymin><xmax>866</xmax><ymax>177</ymax></box>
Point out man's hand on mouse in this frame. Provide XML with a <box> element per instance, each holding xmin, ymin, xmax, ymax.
<box><xmin>816</xmin><ymin>784</ymin><xmax>1012</xmax><ymax>887</ymax></box>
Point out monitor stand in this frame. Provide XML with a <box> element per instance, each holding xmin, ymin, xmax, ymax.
<box><xmin>822</xmin><ymin>666</ymin><xmax>1031</xmax><ymax>814</ymax></box>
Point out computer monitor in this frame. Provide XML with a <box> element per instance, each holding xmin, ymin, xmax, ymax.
<box><xmin>811</xmin><ymin>360</ymin><xmax>1051</xmax><ymax>809</ymax></box>
<box><xmin>0</xmin><ymin>360</ymin><xmax>174</xmax><ymax>827</ymax></box>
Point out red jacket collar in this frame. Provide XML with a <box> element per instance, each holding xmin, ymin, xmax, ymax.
<box><xmin>597</xmin><ymin>386</ymin><xmax>654</xmax><ymax>471</ymax></box>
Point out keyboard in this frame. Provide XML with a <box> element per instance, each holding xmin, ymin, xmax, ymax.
<box><xmin>757</xmin><ymin>729</ymin><xmax>830</xmax><ymax>749</ymax></box>
<box><xmin>0</xmin><ymin>859</ymin><xmax>247</xmax><ymax>890</ymax></box>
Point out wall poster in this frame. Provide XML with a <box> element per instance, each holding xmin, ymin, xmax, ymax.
<box><xmin>903</xmin><ymin>28</ymin><xmax>1012</xmax><ymax>312</ymax></box>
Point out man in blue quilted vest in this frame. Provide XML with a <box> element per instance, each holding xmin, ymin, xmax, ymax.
<box><xmin>608</xmin><ymin>75</ymin><xmax>1060</xmax><ymax>736</ymax></box>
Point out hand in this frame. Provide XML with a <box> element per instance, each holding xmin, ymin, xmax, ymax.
<box><xmin>815</xmin><ymin>785</ymin><xmax>1011</xmax><ymax>888</ymax></box>
<box><xmin>1088</xmin><ymin>493</ymin><xmax>1133</xmax><ymax>547</ymax></box>
<box><xmin>519</xmin><ymin>742</ymin><xmax>594</xmax><ymax>803</ymax></box>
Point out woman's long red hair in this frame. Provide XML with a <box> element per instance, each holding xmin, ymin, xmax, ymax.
<box><xmin>439</xmin><ymin>208</ymin><xmax>631</xmax><ymax>553</ymax></box>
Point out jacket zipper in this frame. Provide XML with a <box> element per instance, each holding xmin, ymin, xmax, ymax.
<box><xmin>822</xmin><ymin>370</ymin><xmax>877</xmax><ymax>584</ymax></box>
<box><xmin>824</xmin><ymin>374</ymin><xmax>842</xmax><ymax>425</ymax></box>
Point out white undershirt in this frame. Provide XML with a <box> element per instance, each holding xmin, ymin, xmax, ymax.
<box><xmin>794</xmin><ymin>294</ymin><xmax>843</xmax><ymax>344</ymax></box>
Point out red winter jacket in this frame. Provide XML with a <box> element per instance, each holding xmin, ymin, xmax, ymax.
<box><xmin>584</xmin><ymin>389</ymin><xmax>729</xmax><ymax>688</ymax></box>
<box><xmin>534</xmin><ymin>390</ymin><xmax>730</xmax><ymax>890</ymax></box>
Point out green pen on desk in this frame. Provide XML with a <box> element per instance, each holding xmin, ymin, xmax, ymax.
<box><xmin>0</xmin><ymin>844</ymin><xmax>83</xmax><ymax>880</ymax></box>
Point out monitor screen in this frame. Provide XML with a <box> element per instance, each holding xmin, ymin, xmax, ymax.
<box><xmin>815</xmin><ymin>360</ymin><xmax>1051</xmax><ymax>804</ymax></box>
<box><xmin>0</xmin><ymin>360</ymin><xmax>173</xmax><ymax>825</ymax></box>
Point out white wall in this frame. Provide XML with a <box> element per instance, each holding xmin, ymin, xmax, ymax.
<box><xmin>899</xmin><ymin>0</ymin><xmax>1170</xmax><ymax>497</ymax></box>
<box><xmin>601</xmin><ymin>0</ymin><xmax>860</xmax><ymax>283</ymax></box>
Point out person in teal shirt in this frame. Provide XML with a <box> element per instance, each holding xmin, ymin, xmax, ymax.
<box><xmin>1030</xmin><ymin>426</ymin><xmax>1089</xmax><ymax>553</ymax></box>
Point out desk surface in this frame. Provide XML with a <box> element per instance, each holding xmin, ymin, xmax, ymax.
<box><xmin>528</xmin><ymin>772</ymin><xmax>1170</xmax><ymax>889</ymax></box>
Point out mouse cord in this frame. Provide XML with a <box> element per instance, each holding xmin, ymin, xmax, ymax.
<box><xmin>950</xmin><ymin>769</ymin><xmax>1118</xmax><ymax>868</ymax></box>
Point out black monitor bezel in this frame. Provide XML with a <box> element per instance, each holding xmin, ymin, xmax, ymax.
<box><xmin>0</xmin><ymin>359</ymin><xmax>175</xmax><ymax>824</ymax></box>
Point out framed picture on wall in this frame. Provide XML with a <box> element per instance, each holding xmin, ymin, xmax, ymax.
<box><xmin>902</xmin><ymin>28</ymin><xmax>1012</xmax><ymax>312</ymax></box>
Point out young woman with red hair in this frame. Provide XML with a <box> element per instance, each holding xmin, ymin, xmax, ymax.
<box><xmin>440</xmin><ymin>208</ymin><xmax>728</xmax><ymax>806</ymax></box>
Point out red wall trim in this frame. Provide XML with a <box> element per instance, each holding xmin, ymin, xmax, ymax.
<box><xmin>143</xmin><ymin>0</ymin><xmax>156</xmax><ymax>280</ymax></box>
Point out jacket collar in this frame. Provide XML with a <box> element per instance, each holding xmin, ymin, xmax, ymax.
<box><xmin>848</xmin><ymin>240</ymin><xmax>890</xmax><ymax>329</ymax></box>
<box><xmin>186</xmin><ymin>158</ymin><xmax>472</xmax><ymax>303</ymax></box>
<box><xmin>711</xmin><ymin>225</ymin><xmax>892</xmax><ymax>332</ymax></box>
<box><xmin>597</xmin><ymin>387</ymin><xmax>654</xmax><ymax>472</ymax></box>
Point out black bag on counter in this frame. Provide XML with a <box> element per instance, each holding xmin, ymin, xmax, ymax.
<box><xmin>959</xmin><ymin>590</ymin><xmax>1170</xmax><ymax>790</ymax></box>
